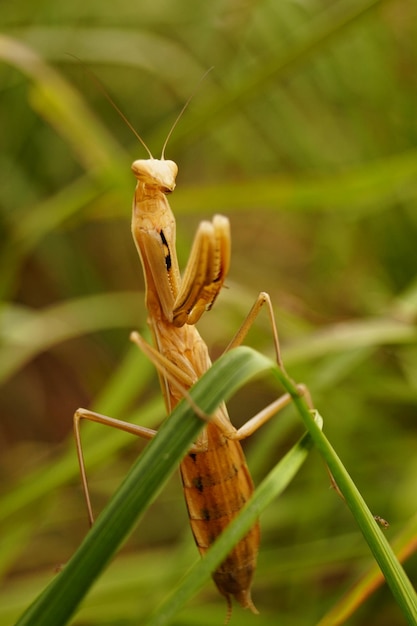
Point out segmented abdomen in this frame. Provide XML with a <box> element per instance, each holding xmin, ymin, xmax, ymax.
<box><xmin>180</xmin><ymin>421</ymin><xmax>260</xmax><ymax>611</ymax></box>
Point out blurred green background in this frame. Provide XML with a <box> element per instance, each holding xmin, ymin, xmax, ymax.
<box><xmin>1</xmin><ymin>1</ymin><xmax>417</xmax><ymax>624</ymax></box>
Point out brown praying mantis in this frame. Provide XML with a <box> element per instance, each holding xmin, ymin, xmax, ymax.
<box><xmin>73</xmin><ymin>94</ymin><xmax>309</xmax><ymax>619</ymax></box>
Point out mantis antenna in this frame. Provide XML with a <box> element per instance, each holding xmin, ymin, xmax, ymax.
<box><xmin>69</xmin><ymin>54</ymin><xmax>153</xmax><ymax>158</ymax></box>
<box><xmin>71</xmin><ymin>54</ymin><xmax>213</xmax><ymax>160</ymax></box>
<box><xmin>160</xmin><ymin>66</ymin><xmax>214</xmax><ymax>159</ymax></box>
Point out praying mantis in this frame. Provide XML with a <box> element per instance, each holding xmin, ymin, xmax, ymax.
<box><xmin>73</xmin><ymin>96</ymin><xmax>306</xmax><ymax>619</ymax></box>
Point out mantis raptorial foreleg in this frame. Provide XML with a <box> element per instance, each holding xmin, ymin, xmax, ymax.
<box><xmin>172</xmin><ymin>215</ymin><xmax>231</xmax><ymax>327</ymax></box>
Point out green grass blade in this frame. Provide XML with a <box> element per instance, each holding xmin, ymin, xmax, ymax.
<box><xmin>270</xmin><ymin>366</ymin><xmax>417</xmax><ymax>625</ymax></box>
<box><xmin>14</xmin><ymin>346</ymin><xmax>272</xmax><ymax>626</ymax></box>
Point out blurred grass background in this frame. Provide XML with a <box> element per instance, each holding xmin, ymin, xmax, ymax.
<box><xmin>1</xmin><ymin>0</ymin><xmax>417</xmax><ymax>624</ymax></box>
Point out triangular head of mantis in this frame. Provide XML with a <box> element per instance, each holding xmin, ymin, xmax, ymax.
<box><xmin>131</xmin><ymin>158</ymin><xmax>178</xmax><ymax>193</ymax></box>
